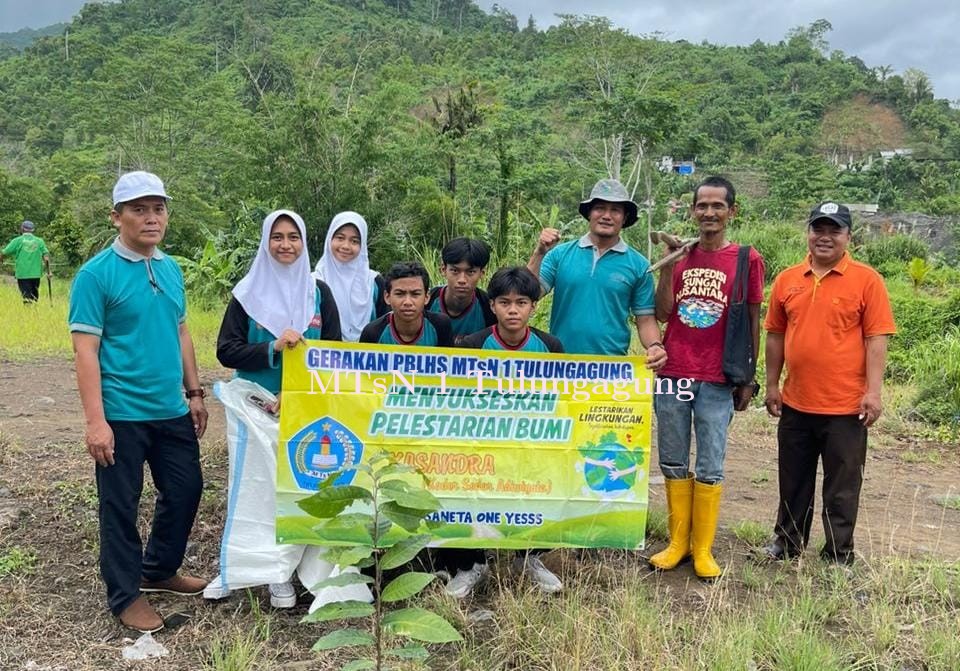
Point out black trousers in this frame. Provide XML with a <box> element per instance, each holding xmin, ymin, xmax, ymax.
<box><xmin>774</xmin><ymin>404</ymin><xmax>867</xmax><ymax>561</ymax></box>
<box><xmin>96</xmin><ymin>414</ymin><xmax>202</xmax><ymax>615</ymax></box>
<box><xmin>17</xmin><ymin>277</ymin><xmax>40</xmax><ymax>302</ymax></box>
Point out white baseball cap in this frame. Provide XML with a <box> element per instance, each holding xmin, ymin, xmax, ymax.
<box><xmin>112</xmin><ymin>171</ymin><xmax>171</xmax><ymax>207</ymax></box>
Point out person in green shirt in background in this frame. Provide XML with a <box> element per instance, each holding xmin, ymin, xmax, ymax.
<box><xmin>1</xmin><ymin>220</ymin><xmax>51</xmax><ymax>303</ymax></box>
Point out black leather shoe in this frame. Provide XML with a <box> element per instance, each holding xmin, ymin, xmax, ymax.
<box><xmin>762</xmin><ymin>541</ymin><xmax>798</xmax><ymax>561</ymax></box>
<box><xmin>820</xmin><ymin>550</ymin><xmax>855</xmax><ymax>566</ymax></box>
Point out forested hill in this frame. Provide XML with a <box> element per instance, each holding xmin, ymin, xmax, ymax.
<box><xmin>0</xmin><ymin>0</ymin><xmax>958</xmax><ymax>268</ymax></box>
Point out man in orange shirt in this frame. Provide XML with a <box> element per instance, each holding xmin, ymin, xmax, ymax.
<box><xmin>763</xmin><ymin>202</ymin><xmax>895</xmax><ymax>565</ymax></box>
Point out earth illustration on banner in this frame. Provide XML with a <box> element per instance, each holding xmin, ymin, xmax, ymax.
<box><xmin>577</xmin><ymin>431</ymin><xmax>645</xmax><ymax>494</ymax></box>
<box><xmin>286</xmin><ymin>416</ymin><xmax>363</xmax><ymax>489</ymax></box>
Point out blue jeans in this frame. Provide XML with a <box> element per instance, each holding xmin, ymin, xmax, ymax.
<box><xmin>654</xmin><ymin>377</ymin><xmax>734</xmax><ymax>484</ymax></box>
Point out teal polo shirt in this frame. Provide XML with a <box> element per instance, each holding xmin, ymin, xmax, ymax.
<box><xmin>539</xmin><ymin>235</ymin><xmax>654</xmax><ymax>355</ymax></box>
<box><xmin>68</xmin><ymin>238</ymin><xmax>189</xmax><ymax>421</ymax></box>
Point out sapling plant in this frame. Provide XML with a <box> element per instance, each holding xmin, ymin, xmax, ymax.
<box><xmin>298</xmin><ymin>451</ymin><xmax>461</xmax><ymax>670</ymax></box>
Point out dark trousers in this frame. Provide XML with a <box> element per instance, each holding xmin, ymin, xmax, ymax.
<box><xmin>17</xmin><ymin>278</ymin><xmax>40</xmax><ymax>302</ymax></box>
<box><xmin>432</xmin><ymin>548</ymin><xmax>486</xmax><ymax>572</ymax></box>
<box><xmin>97</xmin><ymin>414</ymin><xmax>203</xmax><ymax>615</ymax></box>
<box><xmin>774</xmin><ymin>404</ymin><xmax>867</xmax><ymax>561</ymax></box>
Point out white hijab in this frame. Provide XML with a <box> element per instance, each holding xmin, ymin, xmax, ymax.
<box><xmin>313</xmin><ymin>211</ymin><xmax>377</xmax><ymax>341</ymax></box>
<box><xmin>233</xmin><ymin>210</ymin><xmax>315</xmax><ymax>339</ymax></box>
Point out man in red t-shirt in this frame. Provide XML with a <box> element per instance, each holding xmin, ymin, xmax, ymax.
<box><xmin>648</xmin><ymin>176</ymin><xmax>765</xmax><ymax>580</ymax></box>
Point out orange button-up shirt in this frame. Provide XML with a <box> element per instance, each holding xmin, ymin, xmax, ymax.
<box><xmin>765</xmin><ymin>252</ymin><xmax>896</xmax><ymax>415</ymax></box>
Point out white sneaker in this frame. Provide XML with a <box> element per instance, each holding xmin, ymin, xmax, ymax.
<box><xmin>269</xmin><ymin>581</ymin><xmax>297</xmax><ymax>609</ymax></box>
<box><xmin>515</xmin><ymin>555</ymin><xmax>563</xmax><ymax>593</ymax></box>
<box><xmin>203</xmin><ymin>578</ymin><xmax>232</xmax><ymax>600</ymax></box>
<box><xmin>444</xmin><ymin>563</ymin><xmax>488</xmax><ymax>599</ymax></box>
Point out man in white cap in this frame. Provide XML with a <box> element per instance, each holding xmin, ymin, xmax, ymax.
<box><xmin>527</xmin><ymin>178</ymin><xmax>666</xmax><ymax>365</ymax></box>
<box><xmin>68</xmin><ymin>171</ymin><xmax>208</xmax><ymax>632</ymax></box>
<box><xmin>1</xmin><ymin>220</ymin><xmax>51</xmax><ymax>303</ymax></box>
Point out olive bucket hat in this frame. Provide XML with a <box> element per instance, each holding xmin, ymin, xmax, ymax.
<box><xmin>578</xmin><ymin>178</ymin><xmax>639</xmax><ymax>227</ymax></box>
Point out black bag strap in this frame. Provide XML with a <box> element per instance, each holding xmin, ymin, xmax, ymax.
<box><xmin>732</xmin><ymin>245</ymin><xmax>751</xmax><ymax>304</ymax></box>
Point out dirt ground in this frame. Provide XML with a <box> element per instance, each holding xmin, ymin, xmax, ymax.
<box><xmin>0</xmin><ymin>358</ymin><xmax>958</xmax><ymax>670</ymax></box>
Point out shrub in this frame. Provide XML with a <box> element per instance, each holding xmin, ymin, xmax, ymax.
<box><xmin>861</xmin><ymin>235</ymin><xmax>930</xmax><ymax>276</ymax></box>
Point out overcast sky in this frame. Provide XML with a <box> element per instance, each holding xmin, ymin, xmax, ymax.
<box><xmin>2</xmin><ymin>0</ymin><xmax>958</xmax><ymax>102</ymax></box>
<box><xmin>480</xmin><ymin>0</ymin><xmax>960</xmax><ymax>102</ymax></box>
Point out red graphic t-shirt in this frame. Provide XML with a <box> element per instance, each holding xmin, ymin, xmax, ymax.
<box><xmin>659</xmin><ymin>244</ymin><xmax>765</xmax><ymax>383</ymax></box>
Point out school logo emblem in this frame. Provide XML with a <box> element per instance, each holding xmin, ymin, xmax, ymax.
<box><xmin>287</xmin><ymin>416</ymin><xmax>362</xmax><ymax>490</ymax></box>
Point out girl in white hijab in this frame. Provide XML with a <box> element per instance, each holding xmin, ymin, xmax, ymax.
<box><xmin>313</xmin><ymin>211</ymin><xmax>386</xmax><ymax>341</ymax></box>
<box><xmin>217</xmin><ymin>209</ymin><xmax>342</xmax><ymax>396</ymax></box>
<box><xmin>212</xmin><ymin>209</ymin><xmax>345</xmax><ymax>610</ymax></box>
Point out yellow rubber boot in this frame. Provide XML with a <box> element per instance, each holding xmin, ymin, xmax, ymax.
<box><xmin>691</xmin><ymin>480</ymin><xmax>723</xmax><ymax>580</ymax></box>
<box><xmin>648</xmin><ymin>475</ymin><xmax>694</xmax><ymax>571</ymax></box>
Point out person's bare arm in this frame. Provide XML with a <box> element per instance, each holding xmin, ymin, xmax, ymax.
<box><xmin>654</xmin><ymin>262</ymin><xmax>676</xmax><ymax>323</ymax></box>
<box><xmin>179</xmin><ymin>323</ymin><xmax>208</xmax><ymax>439</ymax></box>
<box><xmin>764</xmin><ymin>332</ymin><xmax>785</xmax><ymax>417</ymax></box>
<box><xmin>527</xmin><ymin>228</ymin><xmax>560</xmax><ymax>298</ymax></box>
<box><xmin>635</xmin><ymin>315</ymin><xmax>666</xmax><ymax>371</ymax></box>
<box><xmin>733</xmin><ymin>303</ymin><xmax>764</xmax><ymax>411</ymax></box>
<box><xmin>860</xmin><ymin>335</ymin><xmax>889</xmax><ymax>427</ymax></box>
<box><xmin>72</xmin><ymin>333</ymin><xmax>114</xmax><ymax>467</ymax></box>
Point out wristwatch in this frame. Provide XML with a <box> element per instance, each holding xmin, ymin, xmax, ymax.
<box><xmin>185</xmin><ymin>387</ymin><xmax>206</xmax><ymax>399</ymax></box>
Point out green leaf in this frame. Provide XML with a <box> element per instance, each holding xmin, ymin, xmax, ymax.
<box><xmin>355</xmin><ymin>556</ymin><xmax>376</xmax><ymax>569</ymax></box>
<box><xmin>310</xmin><ymin>572</ymin><xmax>374</xmax><ymax>591</ymax></box>
<box><xmin>381</xmin><ymin>501</ymin><xmax>431</xmax><ymax>533</ymax></box>
<box><xmin>315</xmin><ymin>513</ymin><xmax>376</xmax><ymax>543</ymax></box>
<box><xmin>379</xmin><ymin>480</ymin><xmax>441</xmax><ymax>511</ymax></box>
<box><xmin>300</xmin><ymin>600</ymin><xmax>374</xmax><ymax>623</ymax></box>
<box><xmin>380</xmin><ymin>534</ymin><xmax>432</xmax><ymax>570</ymax></box>
<box><xmin>341</xmin><ymin>462</ymin><xmax>373</xmax><ymax>475</ymax></box>
<box><xmin>373</xmin><ymin>461</ymin><xmax>416</xmax><ymax>479</ymax></box>
<box><xmin>366</xmin><ymin>515</ymin><xmax>393</xmax><ymax>541</ymax></box>
<box><xmin>297</xmin><ymin>486</ymin><xmax>372</xmax><ymax>519</ymax></box>
<box><xmin>311</xmin><ymin>628</ymin><xmax>374</xmax><ymax>651</ymax></box>
<box><xmin>324</xmin><ymin>545</ymin><xmax>374</xmax><ymax>568</ymax></box>
<box><xmin>381</xmin><ymin>572</ymin><xmax>435</xmax><ymax>602</ymax></box>
<box><xmin>341</xmin><ymin>660</ymin><xmax>376</xmax><ymax>671</ymax></box>
<box><xmin>382</xmin><ymin>607</ymin><xmax>462</xmax><ymax>643</ymax></box>
<box><xmin>384</xmin><ymin>643</ymin><xmax>430</xmax><ymax>661</ymax></box>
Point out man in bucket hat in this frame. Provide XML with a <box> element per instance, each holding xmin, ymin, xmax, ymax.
<box><xmin>527</xmin><ymin>178</ymin><xmax>666</xmax><ymax>364</ymax></box>
<box><xmin>1</xmin><ymin>220</ymin><xmax>51</xmax><ymax>303</ymax></box>
<box><xmin>68</xmin><ymin>171</ymin><xmax>208</xmax><ymax>632</ymax></box>
<box><xmin>762</xmin><ymin>201</ymin><xmax>895</xmax><ymax>565</ymax></box>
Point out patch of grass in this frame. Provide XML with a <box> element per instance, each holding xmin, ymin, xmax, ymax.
<box><xmin>921</xmin><ymin>624</ymin><xmax>960</xmax><ymax>671</ymax></box>
<box><xmin>645</xmin><ymin>508</ymin><xmax>668</xmax><ymax>543</ymax></box>
<box><xmin>901</xmin><ymin>449</ymin><xmax>942</xmax><ymax>464</ymax></box>
<box><xmin>934</xmin><ymin>494</ymin><xmax>960</xmax><ymax>511</ymax></box>
<box><xmin>203</xmin><ymin>592</ymin><xmax>272</xmax><ymax>671</ymax></box>
<box><xmin>0</xmin><ymin>281</ymin><xmax>221</xmax><ymax>369</ymax></box>
<box><xmin>0</xmin><ymin>546</ymin><xmax>37</xmax><ymax>577</ymax></box>
<box><xmin>204</xmin><ymin>630</ymin><xmax>266</xmax><ymax>671</ymax></box>
<box><xmin>749</xmin><ymin>470</ymin><xmax>770</xmax><ymax>486</ymax></box>
<box><xmin>731</xmin><ymin>520</ymin><xmax>769</xmax><ymax>547</ymax></box>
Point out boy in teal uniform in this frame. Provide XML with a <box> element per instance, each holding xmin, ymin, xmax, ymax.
<box><xmin>427</xmin><ymin>237</ymin><xmax>496</xmax><ymax>344</ymax></box>
<box><xmin>1</xmin><ymin>220</ymin><xmax>51</xmax><ymax>303</ymax></box>
<box><xmin>360</xmin><ymin>262</ymin><xmax>453</xmax><ymax>347</ymax></box>
<box><xmin>447</xmin><ymin>266</ymin><xmax>565</xmax><ymax>598</ymax></box>
<box><xmin>68</xmin><ymin>171</ymin><xmax>208</xmax><ymax>633</ymax></box>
